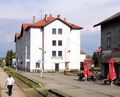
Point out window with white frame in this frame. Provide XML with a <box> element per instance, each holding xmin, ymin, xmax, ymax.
<box><xmin>58</xmin><ymin>40</ymin><xmax>62</xmax><ymax>46</ymax></box>
<box><xmin>52</xmin><ymin>28</ymin><xmax>56</xmax><ymax>34</ymax></box>
<box><xmin>52</xmin><ymin>51</ymin><xmax>56</xmax><ymax>57</ymax></box>
<box><xmin>58</xmin><ymin>29</ymin><xmax>62</xmax><ymax>34</ymax></box>
<box><xmin>58</xmin><ymin>51</ymin><xmax>62</xmax><ymax>56</ymax></box>
<box><xmin>52</xmin><ymin>40</ymin><xmax>56</xmax><ymax>46</ymax></box>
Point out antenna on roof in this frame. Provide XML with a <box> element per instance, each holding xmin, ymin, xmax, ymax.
<box><xmin>38</xmin><ymin>9</ymin><xmax>44</xmax><ymax>20</ymax></box>
<box><xmin>41</xmin><ymin>9</ymin><xmax>43</xmax><ymax>20</ymax></box>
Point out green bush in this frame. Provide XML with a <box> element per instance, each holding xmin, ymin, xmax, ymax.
<box><xmin>47</xmin><ymin>71</ymin><xmax>56</xmax><ymax>73</ymax></box>
<box><xmin>69</xmin><ymin>69</ymin><xmax>79</xmax><ymax>74</ymax></box>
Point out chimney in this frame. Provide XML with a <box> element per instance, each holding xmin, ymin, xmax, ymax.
<box><xmin>44</xmin><ymin>14</ymin><xmax>48</xmax><ymax>21</ymax></box>
<box><xmin>64</xmin><ymin>18</ymin><xmax>67</xmax><ymax>22</ymax></box>
<box><xmin>57</xmin><ymin>14</ymin><xmax>61</xmax><ymax>18</ymax></box>
<box><xmin>49</xmin><ymin>14</ymin><xmax>52</xmax><ymax>17</ymax></box>
<box><xmin>32</xmin><ymin>16</ymin><xmax>35</xmax><ymax>23</ymax></box>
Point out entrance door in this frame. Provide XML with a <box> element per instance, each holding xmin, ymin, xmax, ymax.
<box><xmin>55</xmin><ymin>63</ymin><xmax>59</xmax><ymax>71</ymax></box>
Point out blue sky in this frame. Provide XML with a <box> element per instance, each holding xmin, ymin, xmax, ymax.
<box><xmin>0</xmin><ymin>0</ymin><xmax>120</xmax><ymax>57</ymax></box>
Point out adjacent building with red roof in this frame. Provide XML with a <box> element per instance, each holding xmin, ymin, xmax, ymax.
<box><xmin>94</xmin><ymin>12</ymin><xmax>120</xmax><ymax>77</ymax></box>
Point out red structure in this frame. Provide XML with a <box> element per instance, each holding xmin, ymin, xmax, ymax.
<box><xmin>107</xmin><ymin>59</ymin><xmax>116</xmax><ymax>80</ymax></box>
<box><xmin>83</xmin><ymin>59</ymin><xmax>94</xmax><ymax>77</ymax></box>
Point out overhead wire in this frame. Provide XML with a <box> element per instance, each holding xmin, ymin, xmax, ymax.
<box><xmin>69</xmin><ymin>39</ymin><xmax>96</xmax><ymax>51</ymax></box>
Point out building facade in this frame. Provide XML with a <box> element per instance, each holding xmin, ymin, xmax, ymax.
<box><xmin>80</xmin><ymin>50</ymin><xmax>86</xmax><ymax>62</ymax></box>
<box><xmin>15</xmin><ymin>15</ymin><xmax>83</xmax><ymax>72</ymax></box>
<box><xmin>80</xmin><ymin>50</ymin><xmax>87</xmax><ymax>70</ymax></box>
<box><xmin>94</xmin><ymin>12</ymin><xmax>120</xmax><ymax>77</ymax></box>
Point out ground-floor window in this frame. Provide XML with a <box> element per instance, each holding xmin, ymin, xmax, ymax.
<box><xmin>65</xmin><ymin>63</ymin><xmax>69</xmax><ymax>70</ymax></box>
<box><xmin>36</xmin><ymin>63</ymin><xmax>40</xmax><ymax>68</ymax></box>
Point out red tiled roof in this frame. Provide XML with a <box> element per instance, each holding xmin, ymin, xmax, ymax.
<box><xmin>80</xmin><ymin>50</ymin><xmax>86</xmax><ymax>54</ymax></box>
<box><xmin>23</xmin><ymin>16</ymin><xmax>83</xmax><ymax>30</ymax></box>
<box><xmin>29</xmin><ymin>16</ymin><xmax>56</xmax><ymax>28</ymax></box>
<box><xmin>16</xmin><ymin>16</ymin><xmax>83</xmax><ymax>40</ymax></box>
<box><xmin>22</xmin><ymin>24</ymin><xmax>29</xmax><ymax>30</ymax></box>
<box><xmin>63</xmin><ymin>20</ymin><xmax>82</xmax><ymax>29</ymax></box>
<box><xmin>14</xmin><ymin>33</ymin><xmax>21</xmax><ymax>42</ymax></box>
<box><xmin>15</xmin><ymin>33</ymin><xmax>21</xmax><ymax>38</ymax></box>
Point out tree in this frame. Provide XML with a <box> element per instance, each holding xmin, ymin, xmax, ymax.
<box><xmin>5</xmin><ymin>50</ymin><xmax>15</xmax><ymax>67</ymax></box>
<box><xmin>0</xmin><ymin>59</ymin><xmax>2</xmax><ymax>65</ymax></box>
<box><xmin>5</xmin><ymin>51</ymin><xmax>10</xmax><ymax>66</ymax></box>
<box><xmin>92</xmin><ymin>52</ymin><xmax>98</xmax><ymax>67</ymax></box>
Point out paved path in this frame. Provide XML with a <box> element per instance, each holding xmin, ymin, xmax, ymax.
<box><xmin>18</xmin><ymin>71</ymin><xmax>120</xmax><ymax>97</ymax></box>
<box><xmin>0</xmin><ymin>68</ymin><xmax>26</xmax><ymax>97</ymax></box>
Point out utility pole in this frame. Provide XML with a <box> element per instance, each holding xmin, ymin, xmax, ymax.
<box><xmin>65</xmin><ymin>48</ymin><xmax>66</xmax><ymax>70</ymax></box>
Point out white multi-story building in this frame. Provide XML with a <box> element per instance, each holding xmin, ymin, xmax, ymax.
<box><xmin>14</xmin><ymin>15</ymin><xmax>83</xmax><ymax>72</ymax></box>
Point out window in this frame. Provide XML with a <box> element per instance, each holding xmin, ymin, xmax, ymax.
<box><xmin>52</xmin><ymin>28</ymin><xmax>56</xmax><ymax>34</ymax></box>
<box><xmin>107</xmin><ymin>32</ymin><xmax>111</xmax><ymax>47</ymax></box>
<box><xmin>36</xmin><ymin>63</ymin><xmax>40</xmax><ymax>68</ymax></box>
<box><xmin>58</xmin><ymin>51</ymin><xmax>62</xmax><ymax>56</ymax></box>
<box><xmin>58</xmin><ymin>40</ymin><xmax>62</xmax><ymax>46</ymax></box>
<box><xmin>58</xmin><ymin>29</ymin><xmax>62</xmax><ymax>34</ymax></box>
<box><xmin>52</xmin><ymin>51</ymin><xmax>56</xmax><ymax>57</ymax></box>
<box><xmin>65</xmin><ymin>64</ymin><xmax>69</xmax><ymax>70</ymax></box>
<box><xmin>52</xmin><ymin>40</ymin><xmax>56</xmax><ymax>46</ymax></box>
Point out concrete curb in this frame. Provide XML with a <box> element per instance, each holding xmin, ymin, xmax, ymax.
<box><xmin>48</xmin><ymin>89</ymin><xmax>71</xmax><ymax>97</ymax></box>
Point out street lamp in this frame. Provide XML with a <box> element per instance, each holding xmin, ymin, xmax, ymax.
<box><xmin>39</xmin><ymin>48</ymin><xmax>46</xmax><ymax>78</ymax></box>
<box><xmin>39</xmin><ymin>48</ymin><xmax>45</xmax><ymax>71</ymax></box>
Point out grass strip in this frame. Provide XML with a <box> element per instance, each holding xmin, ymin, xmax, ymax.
<box><xmin>42</xmin><ymin>89</ymin><xmax>53</xmax><ymax>97</ymax></box>
<box><xmin>6</xmin><ymin>68</ymin><xmax>41</xmax><ymax>88</ymax></box>
<box><xmin>6</xmin><ymin>71</ymin><xmax>30</xmax><ymax>88</ymax></box>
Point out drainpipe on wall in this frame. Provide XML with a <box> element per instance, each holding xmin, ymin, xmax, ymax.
<box><xmin>42</xmin><ymin>27</ymin><xmax>44</xmax><ymax>71</ymax></box>
<box><xmin>25</xmin><ymin>46</ymin><xmax>27</xmax><ymax>72</ymax></box>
